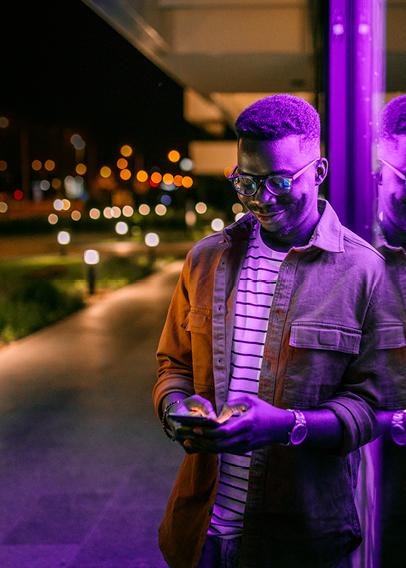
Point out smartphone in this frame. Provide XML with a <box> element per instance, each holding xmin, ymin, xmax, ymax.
<box><xmin>167</xmin><ymin>412</ymin><xmax>220</xmax><ymax>428</ymax></box>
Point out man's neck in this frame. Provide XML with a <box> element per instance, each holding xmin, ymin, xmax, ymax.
<box><xmin>380</xmin><ymin>219</ymin><xmax>406</xmax><ymax>249</ymax></box>
<box><xmin>260</xmin><ymin>212</ymin><xmax>320</xmax><ymax>252</ymax></box>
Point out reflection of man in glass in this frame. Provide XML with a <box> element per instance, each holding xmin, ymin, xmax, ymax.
<box><xmin>373</xmin><ymin>94</ymin><xmax>406</xmax><ymax>568</ymax></box>
<box><xmin>153</xmin><ymin>95</ymin><xmax>385</xmax><ymax>568</ymax></box>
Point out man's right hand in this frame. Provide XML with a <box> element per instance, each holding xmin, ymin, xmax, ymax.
<box><xmin>164</xmin><ymin>394</ymin><xmax>217</xmax><ymax>453</ymax></box>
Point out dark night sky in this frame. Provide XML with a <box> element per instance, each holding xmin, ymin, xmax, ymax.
<box><xmin>1</xmin><ymin>0</ymin><xmax>204</xmax><ymax>164</ymax></box>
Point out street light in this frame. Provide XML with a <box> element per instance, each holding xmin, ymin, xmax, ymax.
<box><xmin>83</xmin><ymin>249</ymin><xmax>100</xmax><ymax>295</ymax></box>
<box><xmin>115</xmin><ymin>221</ymin><xmax>129</xmax><ymax>238</ymax></box>
<box><xmin>144</xmin><ymin>232</ymin><xmax>159</xmax><ymax>267</ymax></box>
<box><xmin>57</xmin><ymin>230</ymin><xmax>71</xmax><ymax>255</ymax></box>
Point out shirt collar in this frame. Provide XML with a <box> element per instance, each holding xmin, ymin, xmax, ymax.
<box><xmin>223</xmin><ymin>198</ymin><xmax>344</xmax><ymax>253</ymax></box>
<box><xmin>372</xmin><ymin>221</ymin><xmax>406</xmax><ymax>255</ymax></box>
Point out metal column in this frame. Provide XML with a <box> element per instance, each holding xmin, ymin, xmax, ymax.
<box><xmin>327</xmin><ymin>0</ymin><xmax>386</xmax><ymax>243</ymax></box>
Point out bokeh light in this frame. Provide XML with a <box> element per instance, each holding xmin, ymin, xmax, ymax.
<box><xmin>52</xmin><ymin>178</ymin><xmax>62</xmax><ymax>190</ymax></box>
<box><xmin>144</xmin><ymin>232</ymin><xmax>159</xmax><ymax>247</ymax></box>
<box><xmin>185</xmin><ymin>211</ymin><xmax>197</xmax><ymax>227</ymax></box>
<box><xmin>70</xmin><ymin>134</ymin><xmax>85</xmax><ymax>150</ymax></box>
<box><xmin>136</xmin><ymin>170</ymin><xmax>148</xmax><ymax>182</ymax></box>
<box><xmin>120</xmin><ymin>169</ymin><xmax>132</xmax><ymax>181</ymax></box>
<box><xmin>89</xmin><ymin>208</ymin><xmax>101</xmax><ymax>220</ymax></box>
<box><xmin>0</xmin><ymin>116</ymin><xmax>9</xmax><ymax>128</ymax></box>
<box><xmin>151</xmin><ymin>172</ymin><xmax>162</xmax><ymax>184</ymax></box>
<box><xmin>162</xmin><ymin>173</ymin><xmax>174</xmax><ymax>185</ymax></box>
<box><xmin>48</xmin><ymin>213</ymin><xmax>58</xmax><ymax>225</ymax></box>
<box><xmin>0</xmin><ymin>160</ymin><xmax>7</xmax><ymax>172</ymax></box>
<box><xmin>84</xmin><ymin>249</ymin><xmax>100</xmax><ymax>265</ymax></box>
<box><xmin>53</xmin><ymin>199</ymin><xmax>64</xmax><ymax>211</ymax></box>
<box><xmin>71</xmin><ymin>210</ymin><xmax>82</xmax><ymax>221</ymax></box>
<box><xmin>40</xmin><ymin>180</ymin><xmax>50</xmax><ymax>191</ymax></box>
<box><xmin>138</xmin><ymin>204</ymin><xmax>150</xmax><ymax>216</ymax></box>
<box><xmin>224</xmin><ymin>166</ymin><xmax>233</xmax><ymax>178</ymax></box>
<box><xmin>14</xmin><ymin>189</ymin><xmax>23</xmax><ymax>201</ymax></box>
<box><xmin>57</xmin><ymin>231</ymin><xmax>71</xmax><ymax>245</ymax></box>
<box><xmin>117</xmin><ymin>158</ymin><xmax>128</xmax><ymax>170</ymax></box>
<box><xmin>120</xmin><ymin>145</ymin><xmax>133</xmax><ymax>157</ymax></box>
<box><xmin>195</xmin><ymin>202</ymin><xmax>207</xmax><ymax>214</ymax></box>
<box><xmin>211</xmin><ymin>218</ymin><xmax>225</xmax><ymax>232</ymax></box>
<box><xmin>111</xmin><ymin>206</ymin><xmax>121</xmax><ymax>218</ymax></box>
<box><xmin>0</xmin><ymin>202</ymin><xmax>8</xmax><ymax>213</ymax></box>
<box><xmin>115</xmin><ymin>221</ymin><xmax>129</xmax><ymax>235</ymax></box>
<box><xmin>32</xmin><ymin>160</ymin><xmax>42</xmax><ymax>171</ymax></box>
<box><xmin>168</xmin><ymin>150</ymin><xmax>180</xmax><ymax>163</ymax></box>
<box><xmin>173</xmin><ymin>175</ymin><xmax>183</xmax><ymax>187</ymax></box>
<box><xmin>44</xmin><ymin>160</ymin><xmax>56</xmax><ymax>172</ymax></box>
<box><xmin>75</xmin><ymin>163</ymin><xmax>87</xmax><ymax>175</ymax></box>
<box><xmin>62</xmin><ymin>199</ymin><xmax>71</xmax><ymax>211</ymax></box>
<box><xmin>155</xmin><ymin>204</ymin><xmax>167</xmax><ymax>216</ymax></box>
<box><xmin>235</xmin><ymin>212</ymin><xmax>245</xmax><ymax>222</ymax></box>
<box><xmin>122</xmin><ymin>205</ymin><xmax>134</xmax><ymax>217</ymax></box>
<box><xmin>103</xmin><ymin>207</ymin><xmax>112</xmax><ymax>219</ymax></box>
<box><xmin>182</xmin><ymin>176</ymin><xmax>193</xmax><ymax>188</ymax></box>
<box><xmin>179</xmin><ymin>158</ymin><xmax>193</xmax><ymax>171</ymax></box>
<box><xmin>232</xmin><ymin>203</ymin><xmax>243</xmax><ymax>214</ymax></box>
<box><xmin>160</xmin><ymin>194</ymin><xmax>172</xmax><ymax>206</ymax></box>
<box><xmin>100</xmin><ymin>166</ymin><xmax>112</xmax><ymax>178</ymax></box>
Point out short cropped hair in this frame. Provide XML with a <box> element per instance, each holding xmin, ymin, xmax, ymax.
<box><xmin>235</xmin><ymin>94</ymin><xmax>320</xmax><ymax>148</ymax></box>
<box><xmin>379</xmin><ymin>95</ymin><xmax>406</xmax><ymax>140</ymax></box>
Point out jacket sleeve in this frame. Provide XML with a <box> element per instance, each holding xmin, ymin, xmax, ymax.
<box><xmin>318</xmin><ymin>267</ymin><xmax>385</xmax><ymax>455</ymax></box>
<box><xmin>152</xmin><ymin>251</ymin><xmax>195</xmax><ymax>419</ymax></box>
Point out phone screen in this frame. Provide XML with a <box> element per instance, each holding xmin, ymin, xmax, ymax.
<box><xmin>167</xmin><ymin>413</ymin><xmax>220</xmax><ymax>428</ymax></box>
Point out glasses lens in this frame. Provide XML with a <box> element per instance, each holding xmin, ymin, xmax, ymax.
<box><xmin>265</xmin><ymin>176</ymin><xmax>291</xmax><ymax>194</ymax></box>
<box><xmin>232</xmin><ymin>176</ymin><xmax>257</xmax><ymax>196</ymax></box>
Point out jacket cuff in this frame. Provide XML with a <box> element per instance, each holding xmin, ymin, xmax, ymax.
<box><xmin>318</xmin><ymin>396</ymin><xmax>376</xmax><ymax>455</ymax></box>
<box><xmin>152</xmin><ymin>375</ymin><xmax>195</xmax><ymax>418</ymax></box>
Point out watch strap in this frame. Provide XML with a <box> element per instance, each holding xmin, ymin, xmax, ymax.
<box><xmin>391</xmin><ymin>409</ymin><xmax>406</xmax><ymax>446</ymax></box>
<box><xmin>281</xmin><ymin>409</ymin><xmax>308</xmax><ymax>446</ymax></box>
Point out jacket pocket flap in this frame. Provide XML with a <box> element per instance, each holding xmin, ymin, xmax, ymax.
<box><xmin>289</xmin><ymin>324</ymin><xmax>361</xmax><ymax>354</ymax></box>
<box><xmin>376</xmin><ymin>324</ymin><xmax>406</xmax><ymax>349</ymax></box>
<box><xmin>184</xmin><ymin>310</ymin><xmax>210</xmax><ymax>332</ymax></box>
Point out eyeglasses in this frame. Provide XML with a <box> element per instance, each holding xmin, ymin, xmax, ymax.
<box><xmin>379</xmin><ymin>159</ymin><xmax>406</xmax><ymax>186</ymax></box>
<box><xmin>228</xmin><ymin>158</ymin><xmax>320</xmax><ymax>197</ymax></box>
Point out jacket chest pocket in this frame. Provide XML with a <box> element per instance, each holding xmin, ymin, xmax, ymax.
<box><xmin>183</xmin><ymin>308</ymin><xmax>211</xmax><ymax>334</ymax></box>
<box><xmin>289</xmin><ymin>323</ymin><xmax>362</xmax><ymax>354</ymax></box>
<box><xmin>284</xmin><ymin>322</ymin><xmax>362</xmax><ymax>406</ymax></box>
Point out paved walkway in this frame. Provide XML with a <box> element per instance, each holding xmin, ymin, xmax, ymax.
<box><xmin>0</xmin><ymin>261</ymin><xmax>186</xmax><ymax>568</ymax></box>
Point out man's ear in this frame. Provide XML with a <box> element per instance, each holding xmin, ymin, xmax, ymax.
<box><xmin>315</xmin><ymin>158</ymin><xmax>328</xmax><ymax>186</ymax></box>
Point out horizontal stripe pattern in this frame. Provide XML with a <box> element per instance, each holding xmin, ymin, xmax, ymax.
<box><xmin>208</xmin><ymin>225</ymin><xmax>288</xmax><ymax>538</ymax></box>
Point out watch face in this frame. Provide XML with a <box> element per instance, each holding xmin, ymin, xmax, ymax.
<box><xmin>291</xmin><ymin>424</ymin><xmax>307</xmax><ymax>445</ymax></box>
<box><xmin>392</xmin><ymin>424</ymin><xmax>406</xmax><ymax>446</ymax></box>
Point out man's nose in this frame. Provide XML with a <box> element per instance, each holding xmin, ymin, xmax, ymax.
<box><xmin>251</xmin><ymin>182</ymin><xmax>278</xmax><ymax>206</ymax></box>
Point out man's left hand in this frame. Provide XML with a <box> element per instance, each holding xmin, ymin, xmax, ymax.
<box><xmin>183</xmin><ymin>395</ymin><xmax>294</xmax><ymax>454</ymax></box>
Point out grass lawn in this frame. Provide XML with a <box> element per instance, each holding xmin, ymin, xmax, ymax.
<box><xmin>0</xmin><ymin>252</ymin><xmax>155</xmax><ymax>343</ymax></box>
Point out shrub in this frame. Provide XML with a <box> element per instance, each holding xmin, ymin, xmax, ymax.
<box><xmin>0</xmin><ymin>279</ymin><xmax>84</xmax><ymax>342</ymax></box>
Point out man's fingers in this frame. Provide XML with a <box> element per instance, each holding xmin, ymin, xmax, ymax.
<box><xmin>183</xmin><ymin>396</ymin><xmax>217</xmax><ymax>419</ymax></box>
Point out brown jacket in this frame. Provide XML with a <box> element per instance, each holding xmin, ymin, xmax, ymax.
<box><xmin>153</xmin><ymin>199</ymin><xmax>387</xmax><ymax>568</ymax></box>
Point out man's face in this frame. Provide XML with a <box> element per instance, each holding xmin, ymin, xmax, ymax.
<box><xmin>236</xmin><ymin>135</ymin><xmax>321</xmax><ymax>238</ymax></box>
<box><xmin>377</xmin><ymin>135</ymin><xmax>406</xmax><ymax>232</ymax></box>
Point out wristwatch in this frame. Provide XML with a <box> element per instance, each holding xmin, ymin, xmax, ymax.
<box><xmin>391</xmin><ymin>409</ymin><xmax>406</xmax><ymax>446</ymax></box>
<box><xmin>284</xmin><ymin>409</ymin><xmax>308</xmax><ymax>446</ymax></box>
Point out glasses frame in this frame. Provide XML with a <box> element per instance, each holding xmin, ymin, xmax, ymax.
<box><xmin>228</xmin><ymin>158</ymin><xmax>320</xmax><ymax>197</ymax></box>
<box><xmin>379</xmin><ymin>159</ymin><xmax>406</xmax><ymax>183</ymax></box>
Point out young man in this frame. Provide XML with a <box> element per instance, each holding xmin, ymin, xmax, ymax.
<box><xmin>373</xmin><ymin>94</ymin><xmax>406</xmax><ymax>568</ymax></box>
<box><xmin>153</xmin><ymin>95</ymin><xmax>385</xmax><ymax>568</ymax></box>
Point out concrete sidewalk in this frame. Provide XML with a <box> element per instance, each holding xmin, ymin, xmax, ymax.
<box><xmin>0</xmin><ymin>261</ymin><xmax>186</xmax><ymax>568</ymax></box>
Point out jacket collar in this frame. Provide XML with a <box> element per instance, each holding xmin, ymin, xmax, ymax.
<box><xmin>223</xmin><ymin>198</ymin><xmax>344</xmax><ymax>253</ymax></box>
<box><xmin>373</xmin><ymin>221</ymin><xmax>406</xmax><ymax>255</ymax></box>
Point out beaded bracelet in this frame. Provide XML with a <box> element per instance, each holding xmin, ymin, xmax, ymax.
<box><xmin>161</xmin><ymin>400</ymin><xmax>182</xmax><ymax>441</ymax></box>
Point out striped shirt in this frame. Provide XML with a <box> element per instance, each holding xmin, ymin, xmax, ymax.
<box><xmin>207</xmin><ymin>223</ymin><xmax>288</xmax><ymax>538</ymax></box>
